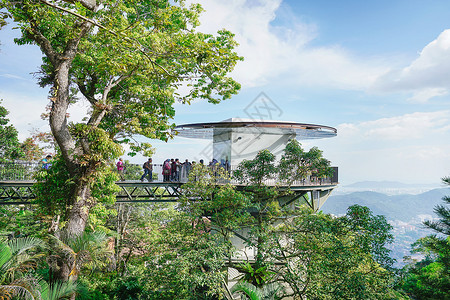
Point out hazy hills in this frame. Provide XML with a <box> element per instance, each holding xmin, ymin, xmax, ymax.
<box><xmin>321</xmin><ymin>187</ymin><xmax>449</xmax><ymax>266</ymax></box>
<box><xmin>334</xmin><ymin>181</ymin><xmax>442</xmax><ymax>196</ymax></box>
<box><xmin>344</xmin><ymin>181</ymin><xmax>438</xmax><ymax>189</ymax></box>
<box><xmin>321</xmin><ymin>188</ymin><xmax>448</xmax><ymax>221</ymax></box>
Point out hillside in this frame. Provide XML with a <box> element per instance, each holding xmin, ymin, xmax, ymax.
<box><xmin>321</xmin><ymin>188</ymin><xmax>448</xmax><ymax>221</ymax></box>
<box><xmin>321</xmin><ymin>188</ymin><xmax>449</xmax><ymax>266</ymax></box>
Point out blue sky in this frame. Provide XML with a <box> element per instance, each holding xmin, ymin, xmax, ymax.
<box><xmin>1</xmin><ymin>0</ymin><xmax>449</xmax><ymax>185</ymax></box>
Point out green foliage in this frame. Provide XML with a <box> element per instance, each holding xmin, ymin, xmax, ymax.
<box><xmin>33</xmin><ymin>154</ymin><xmax>119</xmax><ymax>224</ymax></box>
<box><xmin>0</xmin><ymin>206</ymin><xmax>48</xmax><ymax>243</ymax></box>
<box><xmin>278</xmin><ymin>139</ymin><xmax>333</xmax><ymax>184</ymax></box>
<box><xmin>40</xmin><ymin>279</ymin><xmax>78</xmax><ymax>300</ymax></box>
<box><xmin>230</xmin><ymin>282</ymin><xmax>284</xmax><ymax>300</ymax></box>
<box><xmin>233</xmin><ymin>150</ymin><xmax>277</xmax><ymax>186</ymax></box>
<box><xmin>142</xmin><ymin>213</ymin><xmax>227</xmax><ymax>299</ymax></box>
<box><xmin>402</xmin><ymin>259</ymin><xmax>450</xmax><ymax>299</ymax></box>
<box><xmin>47</xmin><ymin>231</ymin><xmax>113</xmax><ymax>280</ymax></box>
<box><xmin>181</xmin><ymin>163</ymin><xmax>253</xmax><ymax>235</ymax></box>
<box><xmin>343</xmin><ymin>204</ymin><xmax>395</xmax><ymax>268</ymax></box>
<box><xmin>33</xmin><ymin>156</ymin><xmax>75</xmax><ymax>217</ymax></box>
<box><xmin>0</xmin><ymin>237</ymin><xmax>45</xmax><ymax>300</ymax></box>
<box><xmin>232</xmin><ymin>142</ymin><xmax>334</xmax><ymax>192</ymax></box>
<box><xmin>234</xmin><ymin>262</ymin><xmax>274</xmax><ymax>287</ymax></box>
<box><xmin>264</xmin><ymin>206</ymin><xmax>396</xmax><ymax>299</ymax></box>
<box><xmin>0</xmin><ymin>100</ymin><xmax>24</xmax><ymax>160</ymax></box>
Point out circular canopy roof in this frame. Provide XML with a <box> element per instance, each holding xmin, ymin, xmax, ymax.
<box><xmin>173</xmin><ymin>119</ymin><xmax>337</xmax><ymax>140</ymax></box>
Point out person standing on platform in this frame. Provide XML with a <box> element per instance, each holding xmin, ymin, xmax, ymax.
<box><xmin>174</xmin><ymin>158</ymin><xmax>181</xmax><ymax>181</ymax></box>
<box><xmin>41</xmin><ymin>155</ymin><xmax>52</xmax><ymax>170</ymax></box>
<box><xmin>180</xmin><ymin>159</ymin><xmax>192</xmax><ymax>182</ymax></box>
<box><xmin>140</xmin><ymin>158</ymin><xmax>153</xmax><ymax>182</ymax></box>
<box><xmin>116</xmin><ymin>158</ymin><xmax>125</xmax><ymax>181</ymax></box>
<box><xmin>163</xmin><ymin>159</ymin><xmax>171</xmax><ymax>182</ymax></box>
<box><xmin>170</xmin><ymin>158</ymin><xmax>177</xmax><ymax>181</ymax></box>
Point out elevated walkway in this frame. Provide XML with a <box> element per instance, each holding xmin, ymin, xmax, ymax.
<box><xmin>0</xmin><ymin>180</ymin><xmax>337</xmax><ymax>210</ymax></box>
<box><xmin>0</xmin><ymin>162</ymin><xmax>337</xmax><ymax>210</ymax></box>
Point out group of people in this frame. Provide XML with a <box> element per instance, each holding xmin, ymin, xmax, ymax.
<box><xmin>162</xmin><ymin>158</ymin><xmax>192</xmax><ymax>182</ymax></box>
<box><xmin>40</xmin><ymin>155</ymin><xmax>228</xmax><ymax>181</ymax></box>
<box><xmin>116</xmin><ymin>158</ymin><xmax>195</xmax><ymax>182</ymax></box>
<box><xmin>115</xmin><ymin>157</ymin><xmax>231</xmax><ymax>182</ymax></box>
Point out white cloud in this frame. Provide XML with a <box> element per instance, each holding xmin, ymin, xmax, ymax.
<box><xmin>0</xmin><ymin>73</ymin><xmax>26</xmax><ymax>80</ymax></box>
<box><xmin>0</xmin><ymin>90</ymin><xmax>91</xmax><ymax>141</ymax></box>
<box><xmin>407</xmin><ymin>88</ymin><xmax>448</xmax><ymax>103</ymax></box>
<box><xmin>338</xmin><ymin>111</ymin><xmax>450</xmax><ymax>141</ymax></box>
<box><xmin>0</xmin><ymin>91</ymin><xmax>49</xmax><ymax>140</ymax></box>
<box><xmin>312</xmin><ymin>111</ymin><xmax>450</xmax><ymax>184</ymax></box>
<box><xmin>373</xmin><ymin>29</ymin><xmax>450</xmax><ymax>101</ymax></box>
<box><xmin>191</xmin><ymin>0</ymin><xmax>389</xmax><ymax>89</ymax></box>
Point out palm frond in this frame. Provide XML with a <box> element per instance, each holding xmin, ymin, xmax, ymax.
<box><xmin>40</xmin><ymin>279</ymin><xmax>77</xmax><ymax>300</ymax></box>
<box><xmin>8</xmin><ymin>237</ymin><xmax>44</xmax><ymax>258</ymax></box>
<box><xmin>0</xmin><ymin>240</ymin><xmax>12</xmax><ymax>271</ymax></box>
<box><xmin>0</xmin><ymin>276</ymin><xmax>41</xmax><ymax>300</ymax></box>
<box><xmin>231</xmin><ymin>282</ymin><xmax>262</xmax><ymax>300</ymax></box>
<box><xmin>0</xmin><ymin>238</ymin><xmax>44</xmax><ymax>284</ymax></box>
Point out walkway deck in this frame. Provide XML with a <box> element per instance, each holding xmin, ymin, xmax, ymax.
<box><xmin>0</xmin><ymin>180</ymin><xmax>337</xmax><ymax>210</ymax></box>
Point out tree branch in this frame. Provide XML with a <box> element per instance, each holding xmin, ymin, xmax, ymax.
<box><xmin>27</xmin><ymin>20</ymin><xmax>59</xmax><ymax>66</ymax></box>
<box><xmin>62</xmin><ymin>0</ymin><xmax>97</xmax><ymax>11</ymax></box>
<box><xmin>40</xmin><ymin>0</ymin><xmax>115</xmax><ymax>35</ymax></box>
<box><xmin>39</xmin><ymin>0</ymin><xmax>177</xmax><ymax>78</ymax></box>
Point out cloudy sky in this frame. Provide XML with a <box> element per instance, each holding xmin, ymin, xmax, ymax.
<box><xmin>1</xmin><ymin>0</ymin><xmax>449</xmax><ymax>185</ymax></box>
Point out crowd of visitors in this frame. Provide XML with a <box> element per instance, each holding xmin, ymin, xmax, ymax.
<box><xmin>116</xmin><ymin>157</ymin><xmax>230</xmax><ymax>182</ymax></box>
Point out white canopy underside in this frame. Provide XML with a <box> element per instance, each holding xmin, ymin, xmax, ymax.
<box><xmin>174</xmin><ymin>127</ymin><xmax>336</xmax><ymax>140</ymax></box>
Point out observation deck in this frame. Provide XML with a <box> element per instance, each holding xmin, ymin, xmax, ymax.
<box><xmin>0</xmin><ymin>162</ymin><xmax>337</xmax><ymax>211</ymax></box>
<box><xmin>0</xmin><ymin>118</ymin><xmax>338</xmax><ymax>210</ymax></box>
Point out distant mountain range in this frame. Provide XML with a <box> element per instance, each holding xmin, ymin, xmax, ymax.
<box><xmin>322</xmin><ymin>188</ymin><xmax>448</xmax><ymax>221</ymax></box>
<box><xmin>344</xmin><ymin>181</ymin><xmax>438</xmax><ymax>189</ymax></box>
<box><xmin>321</xmin><ymin>187</ymin><xmax>449</xmax><ymax>266</ymax></box>
<box><xmin>335</xmin><ymin>181</ymin><xmax>442</xmax><ymax>196</ymax></box>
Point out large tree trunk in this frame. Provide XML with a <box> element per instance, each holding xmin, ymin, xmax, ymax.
<box><xmin>49</xmin><ymin>48</ymin><xmax>93</xmax><ymax>240</ymax></box>
<box><xmin>49</xmin><ymin>59</ymin><xmax>78</xmax><ymax>172</ymax></box>
<box><xmin>31</xmin><ymin>5</ymin><xmax>97</xmax><ymax>283</ymax></box>
<box><xmin>64</xmin><ymin>179</ymin><xmax>94</xmax><ymax>237</ymax></box>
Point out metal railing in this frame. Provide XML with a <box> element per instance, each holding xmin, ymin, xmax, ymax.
<box><xmin>0</xmin><ymin>161</ymin><xmax>338</xmax><ymax>187</ymax></box>
<box><xmin>0</xmin><ymin>161</ymin><xmax>40</xmax><ymax>181</ymax></box>
<box><xmin>125</xmin><ymin>163</ymin><xmax>338</xmax><ymax>186</ymax></box>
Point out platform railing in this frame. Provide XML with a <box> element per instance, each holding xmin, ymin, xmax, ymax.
<box><xmin>0</xmin><ymin>161</ymin><xmax>338</xmax><ymax>186</ymax></box>
<box><xmin>126</xmin><ymin>164</ymin><xmax>338</xmax><ymax>186</ymax></box>
<box><xmin>0</xmin><ymin>161</ymin><xmax>40</xmax><ymax>181</ymax></box>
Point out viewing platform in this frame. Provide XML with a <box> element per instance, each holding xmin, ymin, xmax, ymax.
<box><xmin>0</xmin><ymin>118</ymin><xmax>339</xmax><ymax>210</ymax></box>
<box><xmin>0</xmin><ymin>163</ymin><xmax>338</xmax><ymax>210</ymax></box>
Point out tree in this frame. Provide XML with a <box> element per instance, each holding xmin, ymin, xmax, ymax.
<box><xmin>142</xmin><ymin>213</ymin><xmax>228</xmax><ymax>299</ymax></box>
<box><xmin>2</xmin><ymin>0</ymin><xmax>241</xmax><ymax>282</ymax></box>
<box><xmin>263</xmin><ymin>205</ymin><xmax>399</xmax><ymax>299</ymax></box>
<box><xmin>401</xmin><ymin>176</ymin><xmax>450</xmax><ymax>299</ymax></box>
<box><xmin>0</xmin><ymin>100</ymin><xmax>23</xmax><ymax>160</ymax></box>
<box><xmin>278</xmin><ymin>139</ymin><xmax>333</xmax><ymax>184</ymax></box>
<box><xmin>20</xmin><ymin>137</ymin><xmax>45</xmax><ymax>161</ymax></box>
<box><xmin>20</xmin><ymin>129</ymin><xmax>56</xmax><ymax>161</ymax></box>
<box><xmin>228</xmin><ymin>147</ymin><xmax>398</xmax><ymax>299</ymax></box>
